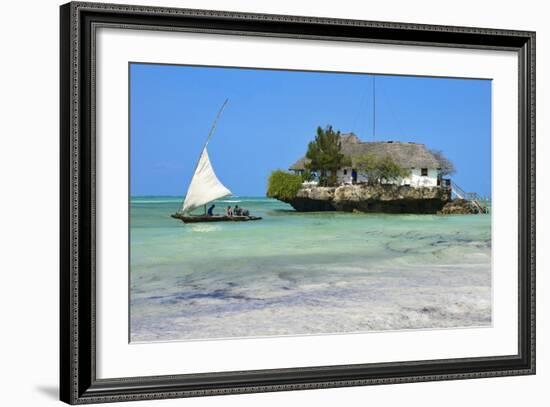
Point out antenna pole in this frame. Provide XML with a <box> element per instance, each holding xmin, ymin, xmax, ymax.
<box><xmin>372</xmin><ymin>75</ymin><xmax>376</xmax><ymax>141</ymax></box>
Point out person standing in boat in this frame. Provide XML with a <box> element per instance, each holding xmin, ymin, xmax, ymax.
<box><xmin>226</xmin><ymin>206</ymin><xmax>233</xmax><ymax>217</ymax></box>
<box><xmin>207</xmin><ymin>204</ymin><xmax>215</xmax><ymax>216</ymax></box>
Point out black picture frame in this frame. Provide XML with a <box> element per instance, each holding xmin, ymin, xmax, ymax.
<box><xmin>60</xmin><ymin>1</ymin><xmax>536</xmax><ymax>404</ymax></box>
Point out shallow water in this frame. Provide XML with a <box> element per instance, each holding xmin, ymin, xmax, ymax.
<box><xmin>130</xmin><ymin>196</ymin><xmax>492</xmax><ymax>342</ymax></box>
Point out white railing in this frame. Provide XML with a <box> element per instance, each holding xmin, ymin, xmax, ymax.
<box><xmin>451</xmin><ymin>182</ymin><xmax>486</xmax><ymax>213</ymax></box>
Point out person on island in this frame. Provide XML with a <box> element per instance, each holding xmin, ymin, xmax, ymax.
<box><xmin>226</xmin><ymin>206</ymin><xmax>233</xmax><ymax>217</ymax></box>
<box><xmin>207</xmin><ymin>204</ymin><xmax>215</xmax><ymax>216</ymax></box>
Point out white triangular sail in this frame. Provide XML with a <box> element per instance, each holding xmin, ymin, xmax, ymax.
<box><xmin>180</xmin><ymin>147</ymin><xmax>231</xmax><ymax>214</ymax></box>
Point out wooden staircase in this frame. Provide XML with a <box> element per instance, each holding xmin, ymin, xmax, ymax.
<box><xmin>450</xmin><ymin>182</ymin><xmax>488</xmax><ymax>214</ymax></box>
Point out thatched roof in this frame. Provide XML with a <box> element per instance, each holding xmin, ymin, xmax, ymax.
<box><xmin>289</xmin><ymin>133</ymin><xmax>442</xmax><ymax>170</ymax></box>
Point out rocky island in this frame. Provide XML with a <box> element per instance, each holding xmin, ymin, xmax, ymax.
<box><xmin>275</xmin><ymin>183</ymin><xmax>451</xmax><ymax>214</ymax></box>
<box><xmin>267</xmin><ymin>127</ymin><xmax>485</xmax><ymax>214</ymax></box>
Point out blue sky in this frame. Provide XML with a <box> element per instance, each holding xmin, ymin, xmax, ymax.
<box><xmin>130</xmin><ymin>63</ymin><xmax>491</xmax><ymax>197</ymax></box>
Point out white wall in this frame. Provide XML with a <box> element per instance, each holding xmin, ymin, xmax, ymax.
<box><xmin>336</xmin><ymin>167</ymin><xmax>438</xmax><ymax>186</ymax></box>
<box><xmin>0</xmin><ymin>1</ymin><xmax>547</xmax><ymax>407</ymax></box>
<box><xmin>404</xmin><ymin>168</ymin><xmax>439</xmax><ymax>187</ymax></box>
<box><xmin>336</xmin><ymin>167</ymin><xmax>368</xmax><ymax>184</ymax></box>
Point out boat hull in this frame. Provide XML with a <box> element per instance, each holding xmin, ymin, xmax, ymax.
<box><xmin>171</xmin><ymin>214</ymin><xmax>262</xmax><ymax>223</ymax></box>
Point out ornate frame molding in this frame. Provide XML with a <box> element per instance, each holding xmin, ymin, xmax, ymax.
<box><xmin>60</xmin><ymin>2</ymin><xmax>535</xmax><ymax>404</ymax></box>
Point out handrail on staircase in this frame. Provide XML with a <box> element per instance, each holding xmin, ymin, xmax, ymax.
<box><xmin>450</xmin><ymin>181</ymin><xmax>486</xmax><ymax>214</ymax></box>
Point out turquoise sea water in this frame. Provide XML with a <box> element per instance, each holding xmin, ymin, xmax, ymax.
<box><xmin>130</xmin><ymin>196</ymin><xmax>492</xmax><ymax>342</ymax></box>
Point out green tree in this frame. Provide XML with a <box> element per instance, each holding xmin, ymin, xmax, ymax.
<box><xmin>266</xmin><ymin>170</ymin><xmax>303</xmax><ymax>201</ymax></box>
<box><xmin>354</xmin><ymin>154</ymin><xmax>410</xmax><ymax>185</ymax></box>
<box><xmin>300</xmin><ymin>169</ymin><xmax>314</xmax><ymax>182</ymax></box>
<box><xmin>305</xmin><ymin>125</ymin><xmax>350</xmax><ymax>186</ymax></box>
<box><xmin>353</xmin><ymin>154</ymin><xmax>381</xmax><ymax>185</ymax></box>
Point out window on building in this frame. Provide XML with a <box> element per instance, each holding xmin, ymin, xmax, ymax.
<box><xmin>421</xmin><ymin>168</ymin><xmax>428</xmax><ymax>176</ymax></box>
<box><xmin>343</xmin><ymin>169</ymin><xmax>347</xmax><ymax>175</ymax></box>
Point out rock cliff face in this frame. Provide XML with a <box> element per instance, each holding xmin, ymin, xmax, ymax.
<box><xmin>276</xmin><ymin>184</ymin><xmax>452</xmax><ymax>214</ymax></box>
<box><xmin>438</xmin><ymin>199</ymin><xmax>482</xmax><ymax>215</ymax></box>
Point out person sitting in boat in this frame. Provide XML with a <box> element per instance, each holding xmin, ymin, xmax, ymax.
<box><xmin>234</xmin><ymin>205</ymin><xmax>242</xmax><ymax>216</ymax></box>
<box><xmin>207</xmin><ymin>204</ymin><xmax>215</xmax><ymax>216</ymax></box>
<box><xmin>242</xmin><ymin>208</ymin><xmax>249</xmax><ymax>216</ymax></box>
